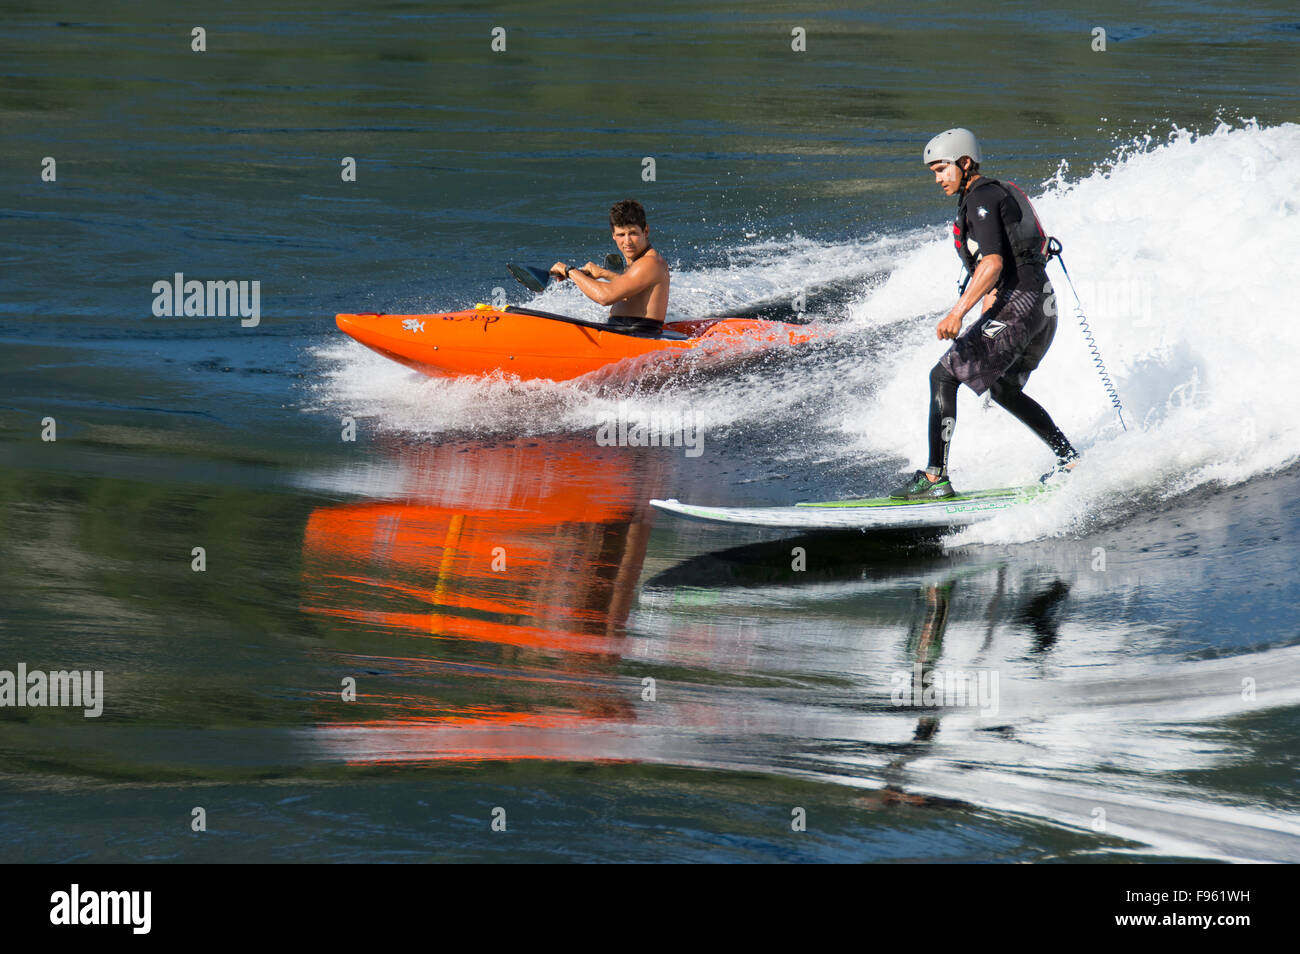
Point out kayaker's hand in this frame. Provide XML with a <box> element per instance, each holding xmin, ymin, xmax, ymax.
<box><xmin>581</xmin><ymin>262</ymin><xmax>603</xmax><ymax>278</ymax></box>
<box><xmin>936</xmin><ymin>311</ymin><xmax>963</xmax><ymax>340</ymax></box>
<box><xmin>549</xmin><ymin>262</ymin><xmax>570</xmax><ymax>280</ymax></box>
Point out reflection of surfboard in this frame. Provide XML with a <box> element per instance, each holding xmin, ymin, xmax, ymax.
<box><xmin>650</xmin><ymin>485</ymin><xmax>1046</xmax><ymax>531</ymax></box>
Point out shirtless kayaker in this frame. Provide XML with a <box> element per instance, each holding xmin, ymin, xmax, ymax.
<box><xmin>550</xmin><ymin>199</ymin><xmax>670</xmax><ymax>324</ymax></box>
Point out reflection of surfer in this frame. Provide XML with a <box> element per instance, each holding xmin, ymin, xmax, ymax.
<box><xmin>903</xmin><ymin>579</ymin><xmax>953</xmax><ymax>741</ymax></box>
<box><xmin>874</xmin><ymin>578</ymin><xmax>955</xmax><ymax>806</ymax></box>
<box><xmin>892</xmin><ymin>128</ymin><xmax>1080</xmax><ymax>501</ymax></box>
<box><xmin>876</xmin><ymin>570</ymin><xmax>1071</xmax><ymax>804</ymax></box>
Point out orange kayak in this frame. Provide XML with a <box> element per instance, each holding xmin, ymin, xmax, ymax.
<box><xmin>335</xmin><ymin>304</ymin><xmax>823</xmax><ymax>381</ymax></box>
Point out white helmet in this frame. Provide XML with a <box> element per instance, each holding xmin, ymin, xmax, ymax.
<box><xmin>923</xmin><ymin>128</ymin><xmax>981</xmax><ymax>166</ymax></box>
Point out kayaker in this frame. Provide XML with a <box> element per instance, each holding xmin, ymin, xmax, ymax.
<box><xmin>891</xmin><ymin>128</ymin><xmax>1080</xmax><ymax>500</ymax></box>
<box><xmin>550</xmin><ymin>199</ymin><xmax>670</xmax><ymax>324</ymax></box>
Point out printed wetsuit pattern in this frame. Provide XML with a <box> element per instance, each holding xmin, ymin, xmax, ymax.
<box><xmin>940</xmin><ymin>282</ymin><xmax>1057</xmax><ymax>396</ymax></box>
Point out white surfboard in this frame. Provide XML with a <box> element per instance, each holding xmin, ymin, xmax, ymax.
<box><xmin>650</xmin><ymin>485</ymin><xmax>1045</xmax><ymax>531</ymax></box>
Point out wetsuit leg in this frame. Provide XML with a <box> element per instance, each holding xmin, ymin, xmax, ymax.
<box><xmin>927</xmin><ymin>362</ymin><xmax>959</xmax><ymax>474</ymax></box>
<box><xmin>988</xmin><ymin>377</ymin><xmax>1078</xmax><ymax>463</ymax></box>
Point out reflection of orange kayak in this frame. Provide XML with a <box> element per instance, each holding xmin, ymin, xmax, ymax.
<box><xmin>299</xmin><ymin>438</ymin><xmax>661</xmax><ymax>653</ymax></box>
<box><xmin>335</xmin><ymin>304</ymin><xmax>823</xmax><ymax>381</ymax></box>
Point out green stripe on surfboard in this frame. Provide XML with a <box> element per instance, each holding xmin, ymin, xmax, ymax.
<box><xmin>795</xmin><ymin>484</ymin><xmax>1045</xmax><ymax>509</ymax></box>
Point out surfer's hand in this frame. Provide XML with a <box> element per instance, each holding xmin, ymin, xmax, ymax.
<box><xmin>937</xmin><ymin>312</ymin><xmax>963</xmax><ymax>340</ymax></box>
<box><xmin>549</xmin><ymin>262</ymin><xmax>570</xmax><ymax>279</ymax></box>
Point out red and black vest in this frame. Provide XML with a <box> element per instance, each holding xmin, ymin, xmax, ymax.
<box><xmin>953</xmin><ymin>178</ymin><xmax>1049</xmax><ymax>279</ymax></box>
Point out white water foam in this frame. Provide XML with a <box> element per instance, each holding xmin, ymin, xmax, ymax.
<box><xmin>310</xmin><ymin>122</ymin><xmax>1300</xmax><ymax>540</ymax></box>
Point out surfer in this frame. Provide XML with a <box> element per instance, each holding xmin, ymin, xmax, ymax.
<box><xmin>892</xmin><ymin>128</ymin><xmax>1080</xmax><ymax>500</ymax></box>
<box><xmin>550</xmin><ymin>199</ymin><xmax>671</xmax><ymax>324</ymax></box>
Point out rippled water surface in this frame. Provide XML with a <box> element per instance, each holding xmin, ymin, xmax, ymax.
<box><xmin>2</xmin><ymin>1</ymin><xmax>1297</xmax><ymax>862</ymax></box>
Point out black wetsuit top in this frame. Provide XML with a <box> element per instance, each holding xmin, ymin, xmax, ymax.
<box><xmin>957</xmin><ymin>178</ymin><xmax>1049</xmax><ymax>295</ymax></box>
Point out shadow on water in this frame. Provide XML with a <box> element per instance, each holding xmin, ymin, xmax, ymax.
<box><xmin>645</xmin><ymin>530</ymin><xmax>946</xmax><ymax>588</ymax></box>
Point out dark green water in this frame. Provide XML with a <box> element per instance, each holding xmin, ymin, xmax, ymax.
<box><xmin>2</xmin><ymin>1</ymin><xmax>1298</xmax><ymax>862</ymax></box>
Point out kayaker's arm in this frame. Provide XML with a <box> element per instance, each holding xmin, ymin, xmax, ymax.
<box><xmin>580</xmin><ymin>262</ymin><xmax>619</xmax><ymax>280</ymax></box>
<box><xmin>548</xmin><ymin>261</ymin><xmax>616</xmax><ymax>283</ymax></box>
<box><xmin>563</xmin><ymin>259</ymin><xmax>659</xmax><ymax>308</ymax></box>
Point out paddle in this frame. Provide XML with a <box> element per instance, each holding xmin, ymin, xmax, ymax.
<box><xmin>505</xmin><ymin>263</ymin><xmax>551</xmax><ymax>293</ymax></box>
<box><xmin>500</xmin><ymin>255</ymin><xmax>665</xmax><ymax>335</ymax></box>
<box><xmin>506</xmin><ymin>254</ymin><xmax>625</xmax><ymax>294</ymax></box>
<box><xmin>503</xmin><ymin>305</ymin><xmax>665</xmax><ymax>336</ymax></box>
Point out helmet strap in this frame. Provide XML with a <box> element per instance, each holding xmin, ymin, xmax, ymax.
<box><xmin>958</xmin><ymin>157</ymin><xmax>974</xmax><ymax>196</ymax></box>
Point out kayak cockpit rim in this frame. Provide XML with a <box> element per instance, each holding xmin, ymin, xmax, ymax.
<box><xmin>503</xmin><ymin>306</ymin><xmax>687</xmax><ymax>339</ymax></box>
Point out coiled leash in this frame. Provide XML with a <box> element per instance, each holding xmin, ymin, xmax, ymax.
<box><xmin>1045</xmin><ymin>237</ymin><xmax>1128</xmax><ymax>432</ymax></box>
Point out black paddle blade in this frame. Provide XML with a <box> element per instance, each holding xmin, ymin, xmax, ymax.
<box><xmin>506</xmin><ymin>263</ymin><xmax>550</xmax><ymax>294</ymax></box>
<box><xmin>604</xmin><ymin>253</ymin><xmax>625</xmax><ymax>273</ymax></box>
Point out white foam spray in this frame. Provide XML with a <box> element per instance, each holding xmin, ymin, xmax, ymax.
<box><xmin>310</xmin><ymin>122</ymin><xmax>1300</xmax><ymax>542</ymax></box>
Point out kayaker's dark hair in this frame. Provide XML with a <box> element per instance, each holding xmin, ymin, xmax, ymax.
<box><xmin>610</xmin><ymin>199</ymin><xmax>647</xmax><ymax>231</ymax></box>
